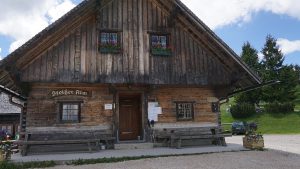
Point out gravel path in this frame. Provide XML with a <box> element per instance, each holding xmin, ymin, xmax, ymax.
<box><xmin>32</xmin><ymin>135</ymin><xmax>300</xmax><ymax>169</ymax></box>
<box><xmin>36</xmin><ymin>150</ymin><xmax>300</xmax><ymax>169</ymax></box>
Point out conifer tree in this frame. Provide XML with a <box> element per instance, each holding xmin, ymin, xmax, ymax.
<box><xmin>261</xmin><ymin>35</ymin><xmax>297</xmax><ymax>103</ymax></box>
<box><xmin>235</xmin><ymin>42</ymin><xmax>261</xmax><ymax>105</ymax></box>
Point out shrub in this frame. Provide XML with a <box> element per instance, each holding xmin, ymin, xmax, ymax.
<box><xmin>264</xmin><ymin>102</ymin><xmax>295</xmax><ymax>114</ymax></box>
<box><xmin>230</xmin><ymin>103</ymin><xmax>256</xmax><ymax>118</ymax></box>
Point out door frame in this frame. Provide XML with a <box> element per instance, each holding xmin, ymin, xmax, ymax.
<box><xmin>116</xmin><ymin>91</ymin><xmax>145</xmax><ymax>142</ymax></box>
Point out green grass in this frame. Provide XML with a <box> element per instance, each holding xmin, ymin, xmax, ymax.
<box><xmin>0</xmin><ymin>161</ymin><xmax>55</xmax><ymax>169</ymax></box>
<box><xmin>222</xmin><ymin>110</ymin><xmax>300</xmax><ymax>134</ymax></box>
<box><xmin>221</xmin><ymin>84</ymin><xmax>300</xmax><ymax>134</ymax></box>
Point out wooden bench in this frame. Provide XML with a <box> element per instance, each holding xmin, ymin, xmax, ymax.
<box><xmin>153</xmin><ymin>127</ymin><xmax>231</xmax><ymax>148</ymax></box>
<box><xmin>17</xmin><ymin>130</ymin><xmax>115</xmax><ymax>156</ymax></box>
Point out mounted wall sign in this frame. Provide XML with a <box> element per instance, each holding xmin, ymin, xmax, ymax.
<box><xmin>49</xmin><ymin>89</ymin><xmax>90</xmax><ymax>98</ymax></box>
<box><xmin>104</xmin><ymin>104</ymin><xmax>113</xmax><ymax>110</ymax></box>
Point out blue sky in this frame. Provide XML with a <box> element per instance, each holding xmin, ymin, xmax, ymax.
<box><xmin>0</xmin><ymin>0</ymin><xmax>299</xmax><ymax>65</ymax></box>
<box><xmin>215</xmin><ymin>11</ymin><xmax>300</xmax><ymax>65</ymax></box>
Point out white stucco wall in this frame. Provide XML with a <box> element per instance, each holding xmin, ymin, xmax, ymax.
<box><xmin>0</xmin><ymin>92</ymin><xmax>22</xmax><ymax>114</ymax></box>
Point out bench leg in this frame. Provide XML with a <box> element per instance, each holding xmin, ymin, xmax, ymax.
<box><xmin>176</xmin><ymin>139</ymin><xmax>182</xmax><ymax>149</ymax></box>
<box><xmin>96</xmin><ymin>141</ymin><xmax>100</xmax><ymax>151</ymax></box>
<box><xmin>21</xmin><ymin>145</ymin><xmax>28</xmax><ymax>156</ymax></box>
<box><xmin>87</xmin><ymin>142</ymin><xmax>92</xmax><ymax>152</ymax></box>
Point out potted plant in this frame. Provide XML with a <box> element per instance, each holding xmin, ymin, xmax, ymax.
<box><xmin>242</xmin><ymin>122</ymin><xmax>264</xmax><ymax>150</ymax></box>
<box><xmin>0</xmin><ymin>130</ymin><xmax>13</xmax><ymax>161</ymax></box>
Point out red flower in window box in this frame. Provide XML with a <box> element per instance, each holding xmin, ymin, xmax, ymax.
<box><xmin>151</xmin><ymin>45</ymin><xmax>172</xmax><ymax>56</ymax></box>
<box><xmin>99</xmin><ymin>42</ymin><xmax>121</xmax><ymax>54</ymax></box>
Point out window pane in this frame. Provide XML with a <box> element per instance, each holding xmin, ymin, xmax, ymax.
<box><xmin>152</xmin><ymin>35</ymin><xmax>159</xmax><ymax>46</ymax></box>
<box><xmin>101</xmin><ymin>33</ymin><xmax>109</xmax><ymax>44</ymax></box>
<box><xmin>61</xmin><ymin>103</ymin><xmax>79</xmax><ymax>122</ymax></box>
<box><xmin>177</xmin><ymin>103</ymin><xmax>193</xmax><ymax>120</ymax></box>
<box><xmin>159</xmin><ymin>36</ymin><xmax>167</xmax><ymax>48</ymax></box>
<box><xmin>110</xmin><ymin>33</ymin><xmax>118</xmax><ymax>45</ymax></box>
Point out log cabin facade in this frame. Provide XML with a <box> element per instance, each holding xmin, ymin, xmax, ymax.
<box><xmin>0</xmin><ymin>0</ymin><xmax>261</xmax><ymax>152</ymax></box>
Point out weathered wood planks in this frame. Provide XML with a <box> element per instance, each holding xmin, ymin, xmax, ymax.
<box><xmin>20</xmin><ymin>0</ymin><xmax>232</xmax><ymax>86</ymax></box>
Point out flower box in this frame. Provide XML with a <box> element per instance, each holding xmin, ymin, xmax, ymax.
<box><xmin>99</xmin><ymin>44</ymin><xmax>121</xmax><ymax>54</ymax></box>
<box><xmin>100</xmin><ymin>47</ymin><xmax>121</xmax><ymax>54</ymax></box>
<box><xmin>151</xmin><ymin>48</ymin><xmax>172</xmax><ymax>56</ymax></box>
<box><xmin>243</xmin><ymin>136</ymin><xmax>264</xmax><ymax>150</ymax></box>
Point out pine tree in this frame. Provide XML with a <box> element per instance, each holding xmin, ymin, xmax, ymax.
<box><xmin>235</xmin><ymin>42</ymin><xmax>261</xmax><ymax>105</ymax></box>
<box><xmin>261</xmin><ymin>35</ymin><xmax>298</xmax><ymax>103</ymax></box>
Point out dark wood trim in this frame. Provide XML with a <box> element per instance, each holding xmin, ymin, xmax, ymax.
<box><xmin>116</xmin><ymin>90</ymin><xmax>145</xmax><ymax>142</ymax></box>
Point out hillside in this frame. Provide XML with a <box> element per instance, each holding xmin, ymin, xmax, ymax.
<box><xmin>221</xmin><ymin>85</ymin><xmax>300</xmax><ymax>134</ymax></box>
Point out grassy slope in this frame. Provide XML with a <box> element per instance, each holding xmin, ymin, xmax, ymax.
<box><xmin>221</xmin><ymin>85</ymin><xmax>300</xmax><ymax>134</ymax></box>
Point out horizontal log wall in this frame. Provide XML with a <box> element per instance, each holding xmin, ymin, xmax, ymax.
<box><xmin>150</xmin><ymin>87</ymin><xmax>217</xmax><ymax>124</ymax></box>
<box><xmin>26</xmin><ymin>84</ymin><xmax>114</xmax><ymax>128</ymax></box>
<box><xmin>21</xmin><ymin>0</ymin><xmax>231</xmax><ymax>86</ymax></box>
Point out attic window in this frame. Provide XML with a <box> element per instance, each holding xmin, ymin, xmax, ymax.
<box><xmin>99</xmin><ymin>32</ymin><xmax>121</xmax><ymax>54</ymax></box>
<box><xmin>150</xmin><ymin>34</ymin><xmax>172</xmax><ymax>56</ymax></box>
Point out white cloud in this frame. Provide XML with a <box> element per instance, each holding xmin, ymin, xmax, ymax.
<box><xmin>0</xmin><ymin>0</ymin><xmax>76</xmax><ymax>53</ymax></box>
<box><xmin>48</xmin><ymin>0</ymin><xmax>76</xmax><ymax>23</ymax></box>
<box><xmin>181</xmin><ymin>0</ymin><xmax>300</xmax><ymax>30</ymax></box>
<box><xmin>258</xmin><ymin>52</ymin><xmax>264</xmax><ymax>61</ymax></box>
<box><xmin>277</xmin><ymin>38</ymin><xmax>300</xmax><ymax>55</ymax></box>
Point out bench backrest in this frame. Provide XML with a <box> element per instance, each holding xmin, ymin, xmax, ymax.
<box><xmin>26</xmin><ymin>130</ymin><xmax>112</xmax><ymax>141</ymax></box>
<box><xmin>153</xmin><ymin>127</ymin><xmax>219</xmax><ymax>137</ymax></box>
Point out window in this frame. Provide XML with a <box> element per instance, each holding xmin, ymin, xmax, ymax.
<box><xmin>150</xmin><ymin>34</ymin><xmax>172</xmax><ymax>56</ymax></box>
<box><xmin>60</xmin><ymin>103</ymin><xmax>81</xmax><ymax>123</ymax></box>
<box><xmin>211</xmin><ymin>102</ymin><xmax>219</xmax><ymax>112</ymax></box>
<box><xmin>99</xmin><ymin>32</ymin><xmax>121</xmax><ymax>54</ymax></box>
<box><xmin>176</xmin><ymin>102</ymin><xmax>194</xmax><ymax>121</ymax></box>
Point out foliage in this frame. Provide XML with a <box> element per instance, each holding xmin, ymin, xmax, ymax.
<box><xmin>230</xmin><ymin>103</ymin><xmax>256</xmax><ymax>118</ymax></box>
<box><xmin>0</xmin><ymin>161</ymin><xmax>56</xmax><ymax>169</ymax></box>
<box><xmin>99</xmin><ymin>43</ymin><xmax>121</xmax><ymax>53</ymax></box>
<box><xmin>235</xmin><ymin>42</ymin><xmax>262</xmax><ymax>105</ymax></box>
<box><xmin>221</xmin><ymin>97</ymin><xmax>300</xmax><ymax>134</ymax></box>
<box><xmin>261</xmin><ymin>35</ymin><xmax>298</xmax><ymax>103</ymax></box>
<box><xmin>151</xmin><ymin>47</ymin><xmax>172</xmax><ymax>56</ymax></box>
<box><xmin>0</xmin><ymin>141</ymin><xmax>13</xmax><ymax>161</ymax></box>
<box><xmin>264</xmin><ymin>102</ymin><xmax>295</xmax><ymax>114</ymax></box>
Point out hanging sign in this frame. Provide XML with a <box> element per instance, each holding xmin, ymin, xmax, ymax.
<box><xmin>49</xmin><ymin>89</ymin><xmax>90</xmax><ymax>98</ymax></box>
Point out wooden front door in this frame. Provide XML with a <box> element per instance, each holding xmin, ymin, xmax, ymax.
<box><xmin>119</xmin><ymin>94</ymin><xmax>141</xmax><ymax>141</ymax></box>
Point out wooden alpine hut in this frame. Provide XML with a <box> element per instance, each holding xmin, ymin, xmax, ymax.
<box><xmin>0</xmin><ymin>0</ymin><xmax>261</xmax><ymax>155</ymax></box>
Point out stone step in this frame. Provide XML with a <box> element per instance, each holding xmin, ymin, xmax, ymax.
<box><xmin>114</xmin><ymin>142</ymin><xmax>154</xmax><ymax>150</ymax></box>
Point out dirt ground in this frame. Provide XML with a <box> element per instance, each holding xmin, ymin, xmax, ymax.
<box><xmin>34</xmin><ymin>135</ymin><xmax>300</xmax><ymax>169</ymax></box>
<box><xmin>36</xmin><ymin>150</ymin><xmax>300</xmax><ymax>169</ymax></box>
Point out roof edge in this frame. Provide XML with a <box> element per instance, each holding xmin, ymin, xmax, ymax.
<box><xmin>0</xmin><ymin>0</ymin><xmax>92</xmax><ymax>69</ymax></box>
<box><xmin>175</xmin><ymin>0</ymin><xmax>262</xmax><ymax>84</ymax></box>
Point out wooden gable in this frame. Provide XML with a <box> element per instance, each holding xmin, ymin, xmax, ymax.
<box><xmin>0</xmin><ymin>0</ymin><xmax>261</xmax><ymax>90</ymax></box>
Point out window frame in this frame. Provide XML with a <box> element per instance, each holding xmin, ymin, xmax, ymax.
<box><xmin>59</xmin><ymin>102</ymin><xmax>82</xmax><ymax>123</ymax></box>
<box><xmin>211</xmin><ymin>102</ymin><xmax>220</xmax><ymax>113</ymax></box>
<box><xmin>150</xmin><ymin>33</ymin><xmax>172</xmax><ymax>56</ymax></box>
<box><xmin>99</xmin><ymin>31</ymin><xmax>122</xmax><ymax>54</ymax></box>
<box><xmin>175</xmin><ymin>101</ymin><xmax>195</xmax><ymax>121</ymax></box>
